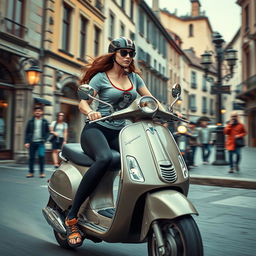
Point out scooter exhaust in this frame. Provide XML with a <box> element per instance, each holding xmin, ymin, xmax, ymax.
<box><xmin>42</xmin><ymin>207</ymin><xmax>66</xmax><ymax>234</ymax></box>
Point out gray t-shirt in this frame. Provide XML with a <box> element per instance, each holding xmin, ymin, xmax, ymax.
<box><xmin>89</xmin><ymin>72</ymin><xmax>146</xmax><ymax>130</ymax></box>
<box><xmin>50</xmin><ymin>121</ymin><xmax>68</xmax><ymax>138</ymax></box>
<box><xmin>33</xmin><ymin>119</ymin><xmax>43</xmax><ymax>142</ymax></box>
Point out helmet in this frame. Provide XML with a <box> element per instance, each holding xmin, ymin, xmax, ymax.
<box><xmin>108</xmin><ymin>37</ymin><xmax>136</xmax><ymax>53</ymax></box>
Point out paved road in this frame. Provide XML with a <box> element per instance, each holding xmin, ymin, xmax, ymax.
<box><xmin>0</xmin><ymin>165</ymin><xmax>255</xmax><ymax>256</ymax></box>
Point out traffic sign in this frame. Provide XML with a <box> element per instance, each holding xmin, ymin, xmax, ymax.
<box><xmin>211</xmin><ymin>85</ymin><xmax>231</xmax><ymax>94</ymax></box>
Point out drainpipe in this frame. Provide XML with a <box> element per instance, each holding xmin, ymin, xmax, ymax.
<box><xmin>39</xmin><ymin>0</ymin><xmax>47</xmax><ymax>97</ymax></box>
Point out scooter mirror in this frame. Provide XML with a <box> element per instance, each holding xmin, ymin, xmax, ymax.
<box><xmin>77</xmin><ymin>84</ymin><xmax>94</xmax><ymax>100</ymax></box>
<box><xmin>171</xmin><ymin>83</ymin><xmax>181</xmax><ymax>98</ymax></box>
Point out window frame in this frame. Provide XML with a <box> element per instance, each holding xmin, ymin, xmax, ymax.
<box><xmin>79</xmin><ymin>15</ymin><xmax>88</xmax><ymax>60</ymax></box>
<box><xmin>62</xmin><ymin>3</ymin><xmax>72</xmax><ymax>52</ymax></box>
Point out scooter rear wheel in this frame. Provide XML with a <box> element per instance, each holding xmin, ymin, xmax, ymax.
<box><xmin>148</xmin><ymin>215</ymin><xmax>203</xmax><ymax>256</ymax></box>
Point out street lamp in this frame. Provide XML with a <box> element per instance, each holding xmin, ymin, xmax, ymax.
<box><xmin>20</xmin><ymin>58</ymin><xmax>42</xmax><ymax>85</ymax></box>
<box><xmin>201</xmin><ymin>32</ymin><xmax>238</xmax><ymax>165</ymax></box>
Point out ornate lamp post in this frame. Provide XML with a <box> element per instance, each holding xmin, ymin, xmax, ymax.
<box><xmin>20</xmin><ymin>58</ymin><xmax>42</xmax><ymax>86</ymax></box>
<box><xmin>201</xmin><ymin>32</ymin><xmax>237</xmax><ymax>165</ymax></box>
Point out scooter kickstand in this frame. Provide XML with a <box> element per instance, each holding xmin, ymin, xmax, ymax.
<box><xmin>152</xmin><ymin>221</ymin><xmax>166</xmax><ymax>256</ymax></box>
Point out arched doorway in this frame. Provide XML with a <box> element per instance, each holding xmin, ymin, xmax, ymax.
<box><xmin>0</xmin><ymin>64</ymin><xmax>15</xmax><ymax>159</ymax></box>
<box><xmin>60</xmin><ymin>82</ymin><xmax>82</xmax><ymax>143</ymax></box>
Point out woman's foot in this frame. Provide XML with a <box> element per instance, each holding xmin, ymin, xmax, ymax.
<box><xmin>65</xmin><ymin>218</ymin><xmax>83</xmax><ymax>248</ymax></box>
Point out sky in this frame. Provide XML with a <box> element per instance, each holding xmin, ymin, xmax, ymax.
<box><xmin>145</xmin><ymin>0</ymin><xmax>241</xmax><ymax>43</ymax></box>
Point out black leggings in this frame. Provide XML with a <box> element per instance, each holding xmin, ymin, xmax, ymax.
<box><xmin>67</xmin><ymin>123</ymin><xmax>120</xmax><ymax>219</ymax></box>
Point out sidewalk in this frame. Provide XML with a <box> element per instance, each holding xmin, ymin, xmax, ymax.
<box><xmin>189</xmin><ymin>146</ymin><xmax>256</xmax><ymax>189</ymax></box>
<box><xmin>0</xmin><ymin>147</ymin><xmax>255</xmax><ymax>189</ymax></box>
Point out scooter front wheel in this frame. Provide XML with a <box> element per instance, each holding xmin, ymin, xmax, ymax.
<box><xmin>148</xmin><ymin>215</ymin><xmax>203</xmax><ymax>256</ymax></box>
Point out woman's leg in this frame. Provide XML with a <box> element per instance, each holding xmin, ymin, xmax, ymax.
<box><xmin>52</xmin><ymin>149</ymin><xmax>59</xmax><ymax>167</ymax></box>
<box><xmin>67</xmin><ymin>126</ymin><xmax>117</xmax><ymax>219</ymax></box>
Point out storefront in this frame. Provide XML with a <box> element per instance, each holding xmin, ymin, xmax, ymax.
<box><xmin>0</xmin><ymin>64</ymin><xmax>15</xmax><ymax>160</ymax></box>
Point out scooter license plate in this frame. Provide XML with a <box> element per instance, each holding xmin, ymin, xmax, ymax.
<box><xmin>179</xmin><ymin>141</ymin><xmax>186</xmax><ymax>151</ymax></box>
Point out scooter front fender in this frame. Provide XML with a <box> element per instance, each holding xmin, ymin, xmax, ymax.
<box><xmin>140</xmin><ymin>190</ymin><xmax>198</xmax><ymax>240</ymax></box>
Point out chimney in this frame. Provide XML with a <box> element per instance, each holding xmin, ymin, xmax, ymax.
<box><xmin>191</xmin><ymin>0</ymin><xmax>201</xmax><ymax>17</ymax></box>
<box><xmin>152</xmin><ymin>0</ymin><xmax>160</xmax><ymax>18</ymax></box>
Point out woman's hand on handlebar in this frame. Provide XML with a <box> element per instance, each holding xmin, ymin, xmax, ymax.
<box><xmin>87</xmin><ymin>111</ymin><xmax>102</xmax><ymax>121</ymax></box>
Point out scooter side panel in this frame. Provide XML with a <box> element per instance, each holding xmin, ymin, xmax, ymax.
<box><xmin>92</xmin><ymin>122</ymin><xmax>161</xmax><ymax>242</ymax></box>
<box><xmin>48</xmin><ymin>162</ymin><xmax>84</xmax><ymax>210</ymax></box>
<box><xmin>140</xmin><ymin>190</ymin><xmax>198</xmax><ymax>240</ymax></box>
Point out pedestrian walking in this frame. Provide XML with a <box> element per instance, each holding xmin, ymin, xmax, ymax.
<box><xmin>49</xmin><ymin>112</ymin><xmax>68</xmax><ymax>168</ymax></box>
<box><xmin>24</xmin><ymin>106</ymin><xmax>50</xmax><ymax>178</ymax></box>
<box><xmin>187</xmin><ymin>121</ymin><xmax>199</xmax><ymax>167</ymax></box>
<box><xmin>198</xmin><ymin>120</ymin><xmax>213</xmax><ymax>164</ymax></box>
<box><xmin>224</xmin><ymin>111</ymin><xmax>247</xmax><ymax>173</ymax></box>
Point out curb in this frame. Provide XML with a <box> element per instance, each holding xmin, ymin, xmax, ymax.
<box><xmin>190</xmin><ymin>175</ymin><xmax>256</xmax><ymax>189</ymax></box>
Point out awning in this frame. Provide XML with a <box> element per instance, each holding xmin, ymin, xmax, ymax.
<box><xmin>34</xmin><ymin>97</ymin><xmax>52</xmax><ymax>106</ymax></box>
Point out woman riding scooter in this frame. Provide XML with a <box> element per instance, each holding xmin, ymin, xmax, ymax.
<box><xmin>65</xmin><ymin>37</ymin><xmax>157</xmax><ymax>247</ymax></box>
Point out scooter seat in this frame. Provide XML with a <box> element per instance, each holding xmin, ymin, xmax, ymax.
<box><xmin>61</xmin><ymin>143</ymin><xmax>120</xmax><ymax>170</ymax></box>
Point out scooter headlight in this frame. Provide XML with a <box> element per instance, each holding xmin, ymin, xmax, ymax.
<box><xmin>126</xmin><ymin>156</ymin><xmax>145</xmax><ymax>182</ymax></box>
<box><xmin>138</xmin><ymin>96</ymin><xmax>158</xmax><ymax>114</ymax></box>
<box><xmin>177</xmin><ymin>125</ymin><xmax>187</xmax><ymax>134</ymax></box>
<box><xmin>178</xmin><ymin>155</ymin><xmax>189</xmax><ymax>179</ymax></box>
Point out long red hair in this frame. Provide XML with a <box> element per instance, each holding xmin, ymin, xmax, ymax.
<box><xmin>80</xmin><ymin>53</ymin><xmax>142</xmax><ymax>84</ymax></box>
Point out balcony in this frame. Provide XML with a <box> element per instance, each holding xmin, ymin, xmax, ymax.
<box><xmin>236</xmin><ymin>74</ymin><xmax>256</xmax><ymax>101</ymax></box>
<box><xmin>191</xmin><ymin>82</ymin><xmax>197</xmax><ymax>89</ymax></box>
<box><xmin>190</xmin><ymin>106</ymin><xmax>197</xmax><ymax>112</ymax></box>
<box><xmin>1</xmin><ymin>17</ymin><xmax>27</xmax><ymax>39</ymax></box>
<box><xmin>202</xmin><ymin>108</ymin><xmax>207</xmax><ymax>114</ymax></box>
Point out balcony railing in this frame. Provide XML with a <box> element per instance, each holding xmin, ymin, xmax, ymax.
<box><xmin>2</xmin><ymin>17</ymin><xmax>27</xmax><ymax>38</ymax></box>
<box><xmin>190</xmin><ymin>106</ymin><xmax>197</xmax><ymax>112</ymax></box>
<box><xmin>235</xmin><ymin>74</ymin><xmax>256</xmax><ymax>94</ymax></box>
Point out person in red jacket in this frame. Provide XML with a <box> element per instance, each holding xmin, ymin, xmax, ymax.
<box><xmin>224</xmin><ymin>112</ymin><xmax>246</xmax><ymax>173</ymax></box>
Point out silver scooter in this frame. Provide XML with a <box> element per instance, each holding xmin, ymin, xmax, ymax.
<box><xmin>43</xmin><ymin>83</ymin><xmax>203</xmax><ymax>256</ymax></box>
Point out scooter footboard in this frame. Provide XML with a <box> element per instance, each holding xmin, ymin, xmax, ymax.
<box><xmin>140</xmin><ymin>190</ymin><xmax>198</xmax><ymax>240</ymax></box>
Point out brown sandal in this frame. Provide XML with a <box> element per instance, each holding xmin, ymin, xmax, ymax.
<box><xmin>65</xmin><ymin>218</ymin><xmax>83</xmax><ymax>248</ymax></box>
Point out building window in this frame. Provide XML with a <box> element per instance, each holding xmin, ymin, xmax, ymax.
<box><xmin>6</xmin><ymin>0</ymin><xmax>25</xmax><ymax>38</ymax></box>
<box><xmin>244</xmin><ymin>4</ymin><xmax>249</xmax><ymax>32</ymax></box>
<box><xmin>120</xmin><ymin>22</ymin><xmax>125</xmax><ymax>37</ymax></box>
<box><xmin>130</xmin><ymin>0</ymin><xmax>134</xmax><ymax>21</ymax></box>
<box><xmin>154</xmin><ymin>59</ymin><xmax>157</xmax><ymax>70</ymax></box>
<box><xmin>129</xmin><ymin>31</ymin><xmax>135</xmax><ymax>41</ymax></box>
<box><xmin>95</xmin><ymin>0</ymin><xmax>103</xmax><ymax>12</ymax></box>
<box><xmin>189</xmin><ymin>94</ymin><xmax>197</xmax><ymax>112</ymax></box>
<box><xmin>139</xmin><ymin>9</ymin><xmax>144</xmax><ymax>35</ymax></box>
<box><xmin>62</xmin><ymin>4</ymin><xmax>72</xmax><ymax>52</ymax></box>
<box><xmin>163</xmin><ymin>40</ymin><xmax>166</xmax><ymax>58</ymax></box>
<box><xmin>109</xmin><ymin>12</ymin><xmax>115</xmax><ymax>40</ymax></box>
<box><xmin>94</xmin><ymin>26</ymin><xmax>100</xmax><ymax>57</ymax></box>
<box><xmin>146</xmin><ymin>20</ymin><xmax>150</xmax><ymax>42</ymax></box>
<box><xmin>245</xmin><ymin>47</ymin><xmax>250</xmax><ymax>79</ymax></box>
<box><xmin>202</xmin><ymin>75</ymin><xmax>207</xmax><ymax>91</ymax></box>
<box><xmin>191</xmin><ymin>71</ymin><xmax>197</xmax><ymax>88</ymax></box>
<box><xmin>202</xmin><ymin>96</ymin><xmax>207</xmax><ymax>114</ymax></box>
<box><xmin>80</xmin><ymin>16</ymin><xmax>87</xmax><ymax>59</ymax></box>
<box><xmin>210</xmin><ymin>99</ymin><xmax>214</xmax><ymax>115</ymax></box>
<box><xmin>189</xmin><ymin>24</ymin><xmax>194</xmax><ymax>37</ymax></box>
<box><xmin>121</xmin><ymin>0</ymin><xmax>125</xmax><ymax>10</ymax></box>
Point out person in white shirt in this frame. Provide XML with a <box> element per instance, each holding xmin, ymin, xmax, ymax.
<box><xmin>49</xmin><ymin>112</ymin><xmax>68</xmax><ymax>168</ymax></box>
